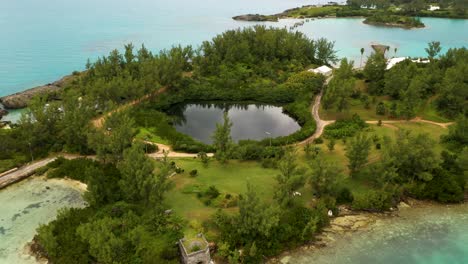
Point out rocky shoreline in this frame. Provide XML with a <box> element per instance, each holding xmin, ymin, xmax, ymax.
<box><xmin>267</xmin><ymin>199</ymin><xmax>432</xmax><ymax>264</ymax></box>
<box><xmin>0</xmin><ymin>74</ymin><xmax>76</xmax><ymax>109</ymax></box>
<box><xmin>233</xmin><ymin>5</ymin><xmax>321</xmax><ymax>22</ymax></box>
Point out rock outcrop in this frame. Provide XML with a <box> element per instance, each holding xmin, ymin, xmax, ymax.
<box><xmin>232</xmin><ymin>14</ymin><xmax>279</xmax><ymax>22</ymax></box>
<box><xmin>0</xmin><ymin>74</ymin><xmax>75</xmax><ymax>109</ymax></box>
<box><xmin>0</xmin><ymin>108</ymin><xmax>8</xmax><ymax>119</ymax></box>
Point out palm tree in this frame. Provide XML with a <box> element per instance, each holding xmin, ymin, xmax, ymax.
<box><xmin>386</xmin><ymin>46</ymin><xmax>390</xmax><ymax>58</ymax></box>
<box><xmin>394</xmin><ymin>47</ymin><xmax>398</xmax><ymax>57</ymax></box>
<box><xmin>360</xmin><ymin>48</ymin><xmax>365</xmax><ymax>68</ymax></box>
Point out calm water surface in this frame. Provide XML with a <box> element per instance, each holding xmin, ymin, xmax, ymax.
<box><xmin>1</xmin><ymin>0</ymin><xmax>467</xmax><ymax>97</ymax></box>
<box><xmin>0</xmin><ymin>177</ymin><xmax>85</xmax><ymax>264</ymax></box>
<box><xmin>169</xmin><ymin>103</ymin><xmax>300</xmax><ymax>144</ymax></box>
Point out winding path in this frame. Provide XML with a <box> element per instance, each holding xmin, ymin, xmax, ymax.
<box><xmin>0</xmin><ymin>154</ymin><xmax>90</xmax><ymax>189</ymax></box>
<box><xmin>296</xmin><ymin>74</ymin><xmax>454</xmax><ymax>146</ymax></box>
<box><xmin>366</xmin><ymin>118</ymin><xmax>454</xmax><ymax>129</ymax></box>
<box><xmin>298</xmin><ymin>76</ymin><xmax>335</xmax><ymax>145</ymax></box>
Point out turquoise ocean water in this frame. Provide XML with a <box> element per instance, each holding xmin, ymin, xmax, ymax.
<box><xmin>0</xmin><ymin>0</ymin><xmax>467</xmax><ymax>97</ymax></box>
<box><xmin>288</xmin><ymin>204</ymin><xmax>468</xmax><ymax>264</ymax></box>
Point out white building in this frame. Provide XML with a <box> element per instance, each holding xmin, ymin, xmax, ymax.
<box><xmin>386</xmin><ymin>57</ymin><xmax>431</xmax><ymax>70</ymax></box>
<box><xmin>309</xmin><ymin>65</ymin><xmax>333</xmax><ymax>76</ymax></box>
<box><xmin>386</xmin><ymin>57</ymin><xmax>408</xmax><ymax>70</ymax></box>
<box><xmin>428</xmin><ymin>5</ymin><xmax>440</xmax><ymax>11</ymax></box>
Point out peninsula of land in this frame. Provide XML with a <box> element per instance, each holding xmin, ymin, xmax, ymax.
<box><xmin>233</xmin><ymin>3</ymin><xmax>466</xmax><ymax>29</ymax></box>
<box><xmin>0</xmin><ymin>74</ymin><xmax>77</xmax><ymax>109</ymax></box>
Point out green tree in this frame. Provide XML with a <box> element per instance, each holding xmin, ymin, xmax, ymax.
<box><xmin>59</xmin><ymin>95</ymin><xmax>93</xmax><ymax>153</ymax></box>
<box><xmin>346</xmin><ymin>133</ymin><xmax>372</xmax><ymax>175</ymax></box>
<box><xmin>360</xmin><ymin>47</ymin><xmax>365</xmax><ymax>68</ymax></box>
<box><xmin>376</xmin><ymin>101</ymin><xmax>386</xmax><ymax>115</ymax></box>
<box><xmin>442</xmin><ymin>115</ymin><xmax>468</xmax><ymax>150</ymax></box>
<box><xmin>385</xmin><ymin>130</ymin><xmax>438</xmax><ymax>182</ymax></box>
<box><xmin>212</xmin><ymin>112</ymin><xmax>234</xmax><ymax>163</ymax></box>
<box><xmin>118</xmin><ymin>143</ymin><xmax>170</xmax><ymax>206</ymax></box>
<box><xmin>198</xmin><ymin>151</ymin><xmax>210</xmax><ymax>167</ymax></box>
<box><xmin>363</xmin><ymin>52</ymin><xmax>387</xmax><ymax>94</ymax></box>
<box><xmin>275</xmin><ymin>148</ymin><xmax>307</xmax><ymax>206</ymax></box>
<box><xmin>310</xmin><ymin>155</ymin><xmax>342</xmax><ymax>197</ymax></box>
<box><xmin>425</xmin><ymin>41</ymin><xmax>442</xmax><ymax>61</ymax></box>
<box><xmin>436</xmin><ymin>62</ymin><xmax>468</xmax><ymax>118</ymax></box>
<box><xmin>315</xmin><ymin>38</ymin><xmax>338</xmax><ymax>65</ymax></box>
<box><xmin>238</xmin><ymin>183</ymin><xmax>280</xmax><ymax>237</ymax></box>
<box><xmin>77</xmin><ymin>213</ymin><xmax>138</xmax><ymax>264</ymax></box>
<box><xmin>88</xmin><ymin>111</ymin><xmax>135</xmax><ymax>163</ymax></box>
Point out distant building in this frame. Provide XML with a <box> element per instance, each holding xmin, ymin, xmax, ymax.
<box><xmin>179</xmin><ymin>234</ymin><xmax>212</xmax><ymax>264</ymax></box>
<box><xmin>386</xmin><ymin>57</ymin><xmax>408</xmax><ymax>70</ymax></box>
<box><xmin>309</xmin><ymin>65</ymin><xmax>333</xmax><ymax>76</ymax></box>
<box><xmin>428</xmin><ymin>5</ymin><xmax>440</xmax><ymax>11</ymax></box>
<box><xmin>386</xmin><ymin>57</ymin><xmax>431</xmax><ymax>70</ymax></box>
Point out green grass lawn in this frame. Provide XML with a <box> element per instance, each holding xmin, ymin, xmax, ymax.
<box><xmin>416</xmin><ymin>97</ymin><xmax>452</xmax><ymax>123</ymax></box>
<box><xmin>286</xmin><ymin>6</ymin><xmax>340</xmax><ymax>18</ymax></box>
<box><xmin>165</xmin><ymin>159</ymin><xmax>279</xmax><ymax>222</ymax></box>
<box><xmin>135</xmin><ymin>127</ymin><xmax>170</xmax><ymax>145</ymax></box>
<box><xmin>163</xmin><ymin>121</ymin><xmax>450</xmax><ymax>238</ymax></box>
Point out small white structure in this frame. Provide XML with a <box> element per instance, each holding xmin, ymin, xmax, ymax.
<box><xmin>309</xmin><ymin>65</ymin><xmax>333</xmax><ymax>76</ymax></box>
<box><xmin>411</xmin><ymin>58</ymin><xmax>430</xmax><ymax>64</ymax></box>
<box><xmin>387</xmin><ymin>57</ymin><xmax>431</xmax><ymax>70</ymax></box>
<box><xmin>386</xmin><ymin>57</ymin><xmax>408</xmax><ymax>70</ymax></box>
<box><xmin>428</xmin><ymin>5</ymin><xmax>440</xmax><ymax>11</ymax></box>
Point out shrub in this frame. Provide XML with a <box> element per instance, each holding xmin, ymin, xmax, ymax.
<box><xmin>351</xmin><ymin>190</ymin><xmax>392</xmax><ymax>211</ymax></box>
<box><xmin>324</xmin><ymin>114</ymin><xmax>367</xmax><ymax>139</ymax></box>
<box><xmin>189</xmin><ymin>169</ymin><xmax>198</xmax><ymax>177</ymax></box>
<box><xmin>47</xmin><ymin>158</ymin><xmax>98</xmax><ymax>182</ymax></box>
<box><xmin>313</xmin><ymin>137</ymin><xmax>324</xmax><ymax>144</ymax></box>
<box><xmin>142</xmin><ymin>142</ymin><xmax>158</xmax><ymax>153</ymax></box>
<box><xmin>336</xmin><ymin>187</ymin><xmax>353</xmax><ymax>204</ymax></box>
<box><xmin>205</xmin><ymin>185</ymin><xmax>220</xmax><ymax>199</ymax></box>
<box><xmin>376</xmin><ymin>102</ymin><xmax>386</xmax><ymax>115</ymax></box>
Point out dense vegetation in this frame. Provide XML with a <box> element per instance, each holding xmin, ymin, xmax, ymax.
<box><xmin>363</xmin><ymin>45</ymin><xmax>467</xmax><ymax>119</ymax></box>
<box><xmin>0</xmin><ymin>25</ymin><xmax>466</xmax><ymax>264</ymax></box>
<box><xmin>0</xmin><ymin>26</ymin><xmax>333</xmax><ymax>171</ymax></box>
<box><xmin>363</xmin><ymin>13</ymin><xmax>425</xmax><ymax>28</ymax></box>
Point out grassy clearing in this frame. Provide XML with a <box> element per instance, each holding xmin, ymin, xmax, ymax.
<box><xmin>165</xmin><ymin>159</ymin><xmax>279</xmax><ymax>223</ymax></box>
<box><xmin>319</xmin><ymin>98</ymin><xmax>390</xmax><ymax>121</ymax></box>
<box><xmin>135</xmin><ymin>127</ymin><xmax>170</xmax><ymax>145</ymax></box>
<box><xmin>417</xmin><ymin>97</ymin><xmax>452</xmax><ymax>123</ymax></box>
<box><xmin>285</xmin><ymin>6</ymin><xmax>340</xmax><ymax>18</ymax></box>
<box><xmin>163</xmin><ymin>121</ymin><xmax>449</xmax><ymax>238</ymax></box>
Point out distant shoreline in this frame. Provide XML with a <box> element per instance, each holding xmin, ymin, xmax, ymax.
<box><xmin>0</xmin><ymin>73</ymin><xmax>78</xmax><ymax>110</ymax></box>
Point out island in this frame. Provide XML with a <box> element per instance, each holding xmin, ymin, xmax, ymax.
<box><xmin>233</xmin><ymin>2</ymin><xmax>466</xmax><ymax>28</ymax></box>
<box><xmin>363</xmin><ymin>13</ymin><xmax>425</xmax><ymax>28</ymax></box>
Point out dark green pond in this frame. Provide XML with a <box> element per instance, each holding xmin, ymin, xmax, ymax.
<box><xmin>168</xmin><ymin>103</ymin><xmax>301</xmax><ymax>144</ymax></box>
